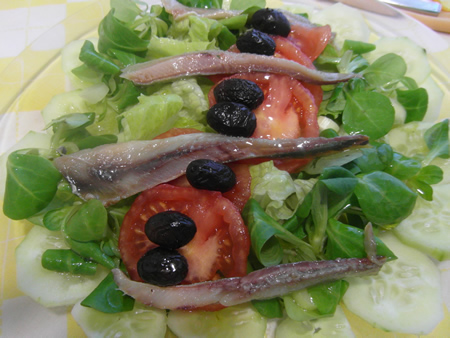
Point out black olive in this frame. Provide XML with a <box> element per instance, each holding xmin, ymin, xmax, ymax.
<box><xmin>207</xmin><ymin>102</ymin><xmax>257</xmax><ymax>137</ymax></box>
<box><xmin>250</xmin><ymin>8</ymin><xmax>291</xmax><ymax>37</ymax></box>
<box><xmin>137</xmin><ymin>247</ymin><xmax>188</xmax><ymax>286</ymax></box>
<box><xmin>214</xmin><ymin>79</ymin><xmax>264</xmax><ymax>110</ymax></box>
<box><xmin>145</xmin><ymin>211</ymin><xmax>196</xmax><ymax>249</ymax></box>
<box><xmin>186</xmin><ymin>159</ymin><xmax>236</xmax><ymax>192</ymax></box>
<box><xmin>236</xmin><ymin>29</ymin><xmax>276</xmax><ymax>56</ymax></box>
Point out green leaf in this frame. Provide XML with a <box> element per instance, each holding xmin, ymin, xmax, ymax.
<box><xmin>67</xmin><ymin>238</ymin><xmax>117</xmax><ymax>269</ymax></box>
<box><xmin>48</xmin><ymin>113</ymin><xmax>96</xmax><ymax>149</ymax></box>
<box><xmin>354</xmin><ymin>171</ymin><xmax>417</xmax><ymax>226</ymax></box>
<box><xmin>400</xmin><ymin>77</ymin><xmax>419</xmax><ymax>90</ymax></box>
<box><xmin>177</xmin><ymin>0</ymin><xmax>223</xmax><ymax>8</ymax></box>
<box><xmin>3</xmin><ymin>151</ymin><xmax>62</xmax><ymax>220</ymax></box>
<box><xmin>384</xmin><ymin>152</ymin><xmax>421</xmax><ymax>180</ymax></box>
<box><xmin>42</xmin><ymin>249</ymin><xmax>97</xmax><ymax>275</ymax></box>
<box><xmin>110</xmin><ymin>0</ymin><xmax>141</xmax><ymax>23</ymax></box>
<box><xmin>242</xmin><ymin>199</ymin><xmax>315</xmax><ymax>266</ymax></box>
<box><xmin>343</xmin><ymin>91</ymin><xmax>395</xmax><ymax>140</ymax></box>
<box><xmin>283</xmin><ymin>280</ymin><xmax>348</xmax><ymax>321</ymax></box>
<box><xmin>230</xmin><ymin>0</ymin><xmax>265</xmax><ymax>10</ymax></box>
<box><xmin>396</xmin><ymin>88</ymin><xmax>428</xmax><ymax>123</ymax></box>
<box><xmin>309</xmin><ymin>183</ymin><xmax>328</xmax><ymax>255</ymax></box>
<box><xmin>43</xmin><ymin>205</ymin><xmax>76</xmax><ymax>231</ymax></box>
<box><xmin>424</xmin><ymin>119</ymin><xmax>449</xmax><ymax>164</ymax></box>
<box><xmin>363</xmin><ymin>53</ymin><xmax>407</xmax><ymax>87</ymax></box>
<box><xmin>407</xmin><ymin>178</ymin><xmax>434</xmax><ymax>201</ymax></box>
<box><xmin>415</xmin><ymin>165</ymin><xmax>443</xmax><ymax>185</ymax></box>
<box><xmin>325</xmin><ymin>219</ymin><xmax>396</xmax><ymax>260</ymax></box>
<box><xmin>242</xmin><ymin>199</ymin><xmax>284</xmax><ymax>267</ymax></box>
<box><xmin>76</xmin><ymin>134</ymin><xmax>118</xmax><ymax>150</ymax></box>
<box><xmin>79</xmin><ymin>40</ymin><xmax>121</xmax><ymax>75</ymax></box>
<box><xmin>81</xmin><ymin>272</ymin><xmax>135</xmax><ymax>313</ymax></box>
<box><xmin>121</xmin><ymin>93</ymin><xmax>184</xmax><ymax>141</ymax></box>
<box><xmin>251</xmin><ymin>298</ymin><xmax>283</xmax><ymax>318</ymax></box>
<box><xmin>107</xmin><ymin>49</ymin><xmax>145</xmax><ymax>67</ymax></box>
<box><xmin>308</xmin><ymin>280</ymin><xmax>349</xmax><ymax>315</ymax></box>
<box><xmin>98</xmin><ymin>10</ymin><xmax>149</xmax><ymax>55</ymax></box>
<box><xmin>108</xmin><ymin>80</ymin><xmax>141</xmax><ymax>111</ymax></box>
<box><xmin>65</xmin><ymin>199</ymin><xmax>109</xmax><ymax>242</ymax></box>
<box><xmin>319</xmin><ymin>166</ymin><xmax>358</xmax><ymax>218</ymax></box>
<box><xmin>342</xmin><ymin>40</ymin><xmax>376</xmax><ymax>54</ymax></box>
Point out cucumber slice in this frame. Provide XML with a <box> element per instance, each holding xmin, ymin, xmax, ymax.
<box><xmin>386</xmin><ymin>121</ymin><xmax>434</xmax><ymax>158</ymax></box>
<box><xmin>365</xmin><ymin>37</ymin><xmax>431</xmax><ymax>85</ymax></box>
<box><xmin>61</xmin><ymin>38</ymin><xmax>100</xmax><ymax>90</ymax></box>
<box><xmin>389</xmin><ymin>97</ymin><xmax>407</xmax><ymax>127</ymax></box>
<box><xmin>393</xmin><ymin>184</ymin><xmax>450</xmax><ymax>261</ymax></box>
<box><xmin>15</xmin><ymin>226</ymin><xmax>108</xmax><ymax>307</ymax></box>
<box><xmin>311</xmin><ymin>3</ymin><xmax>371</xmax><ymax>48</ymax></box>
<box><xmin>167</xmin><ymin>304</ymin><xmax>267</xmax><ymax>337</ymax></box>
<box><xmin>342</xmin><ymin>232</ymin><xmax>443</xmax><ymax>335</ymax></box>
<box><xmin>41</xmin><ymin>90</ymin><xmax>90</xmax><ymax>126</ymax></box>
<box><xmin>71</xmin><ymin>301</ymin><xmax>167</xmax><ymax>338</ymax></box>
<box><xmin>420</xmin><ymin>76</ymin><xmax>444</xmax><ymax>123</ymax></box>
<box><xmin>275</xmin><ymin>305</ymin><xmax>354</xmax><ymax>338</ymax></box>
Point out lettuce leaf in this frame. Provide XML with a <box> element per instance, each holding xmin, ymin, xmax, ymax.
<box><xmin>120</xmin><ymin>94</ymin><xmax>184</xmax><ymax>141</ymax></box>
<box><xmin>250</xmin><ymin>161</ymin><xmax>317</xmax><ymax>221</ymax></box>
<box><xmin>120</xmin><ymin>78</ymin><xmax>210</xmax><ymax>141</ymax></box>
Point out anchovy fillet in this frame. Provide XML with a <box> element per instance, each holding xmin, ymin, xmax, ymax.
<box><xmin>121</xmin><ymin>50</ymin><xmax>359</xmax><ymax>86</ymax></box>
<box><xmin>53</xmin><ymin>133</ymin><xmax>368</xmax><ymax>206</ymax></box>
<box><xmin>161</xmin><ymin>0</ymin><xmax>242</xmax><ymax>20</ymax></box>
<box><xmin>112</xmin><ymin>256</ymin><xmax>385</xmax><ymax>310</ymax></box>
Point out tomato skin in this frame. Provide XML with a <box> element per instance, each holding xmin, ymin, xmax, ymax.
<box><xmin>119</xmin><ymin>184</ymin><xmax>250</xmax><ymax>284</ymax></box>
<box><xmin>288</xmin><ymin>23</ymin><xmax>332</xmax><ymax>61</ymax></box>
<box><xmin>272</xmin><ymin>35</ymin><xmax>314</xmax><ymax>69</ymax></box>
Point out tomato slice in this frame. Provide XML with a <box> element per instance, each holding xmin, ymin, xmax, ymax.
<box><xmin>272</xmin><ymin>35</ymin><xmax>315</xmax><ymax>69</ymax></box>
<box><xmin>288</xmin><ymin>23</ymin><xmax>332</xmax><ymax>61</ymax></box>
<box><xmin>119</xmin><ymin>184</ymin><xmax>250</xmax><ymax>284</ymax></box>
<box><xmin>209</xmin><ymin>73</ymin><xmax>319</xmax><ymax>140</ymax></box>
<box><xmin>208</xmin><ymin>73</ymin><xmax>319</xmax><ymax>172</ymax></box>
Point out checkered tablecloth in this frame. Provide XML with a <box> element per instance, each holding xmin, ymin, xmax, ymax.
<box><xmin>0</xmin><ymin>1</ymin><xmax>449</xmax><ymax>337</ymax></box>
<box><xmin>0</xmin><ymin>1</ymin><xmax>109</xmax><ymax>336</ymax></box>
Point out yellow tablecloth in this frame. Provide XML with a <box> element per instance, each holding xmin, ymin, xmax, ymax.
<box><xmin>0</xmin><ymin>0</ymin><xmax>449</xmax><ymax>337</ymax></box>
<box><xmin>0</xmin><ymin>1</ymin><xmax>109</xmax><ymax>336</ymax></box>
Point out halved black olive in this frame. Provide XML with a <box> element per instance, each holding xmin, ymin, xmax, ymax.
<box><xmin>250</xmin><ymin>8</ymin><xmax>291</xmax><ymax>37</ymax></box>
<box><xmin>137</xmin><ymin>247</ymin><xmax>188</xmax><ymax>286</ymax></box>
<box><xmin>236</xmin><ymin>29</ymin><xmax>276</xmax><ymax>56</ymax></box>
<box><xmin>186</xmin><ymin>159</ymin><xmax>236</xmax><ymax>192</ymax></box>
<box><xmin>145</xmin><ymin>211</ymin><xmax>196</xmax><ymax>249</ymax></box>
<box><xmin>207</xmin><ymin>102</ymin><xmax>257</xmax><ymax>137</ymax></box>
<box><xmin>213</xmin><ymin>78</ymin><xmax>264</xmax><ymax>110</ymax></box>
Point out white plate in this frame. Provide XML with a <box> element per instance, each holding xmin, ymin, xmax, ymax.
<box><xmin>0</xmin><ymin>0</ymin><xmax>449</xmax><ymax>337</ymax></box>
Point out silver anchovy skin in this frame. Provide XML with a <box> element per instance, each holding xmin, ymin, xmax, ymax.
<box><xmin>53</xmin><ymin>133</ymin><xmax>368</xmax><ymax>206</ymax></box>
<box><xmin>121</xmin><ymin>50</ymin><xmax>359</xmax><ymax>86</ymax></box>
<box><xmin>112</xmin><ymin>256</ymin><xmax>385</xmax><ymax>310</ymax></box>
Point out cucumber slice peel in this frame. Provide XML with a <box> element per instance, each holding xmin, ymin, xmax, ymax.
<box><xmin>343</xmin><ymin>232</ymin><xmax>443</xmax><ymax>335</ymax></box>
<box><xmin>71</xmin><ymin>301</ymin><xmax>167</xmax><ymax>338</ymax></box>
<box><xmin>167</xmin><ymin>304</ymin><xmax>267</xmax><ymax>338</ymax></box>
<box><xmin>15</xmin><ymin>225</ymin><xmax>108</xmax><ymax>307</ymax></box>
<box><xmin>394</xmin><ymin>184</ymin><xmax>450</xmax><ymax>261</ymax></box>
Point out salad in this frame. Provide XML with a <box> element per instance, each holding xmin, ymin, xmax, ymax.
<box><xmin>0</xmin><ymin>0</ymin><xmax>449</xmax><ymax>336</ymax></box>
